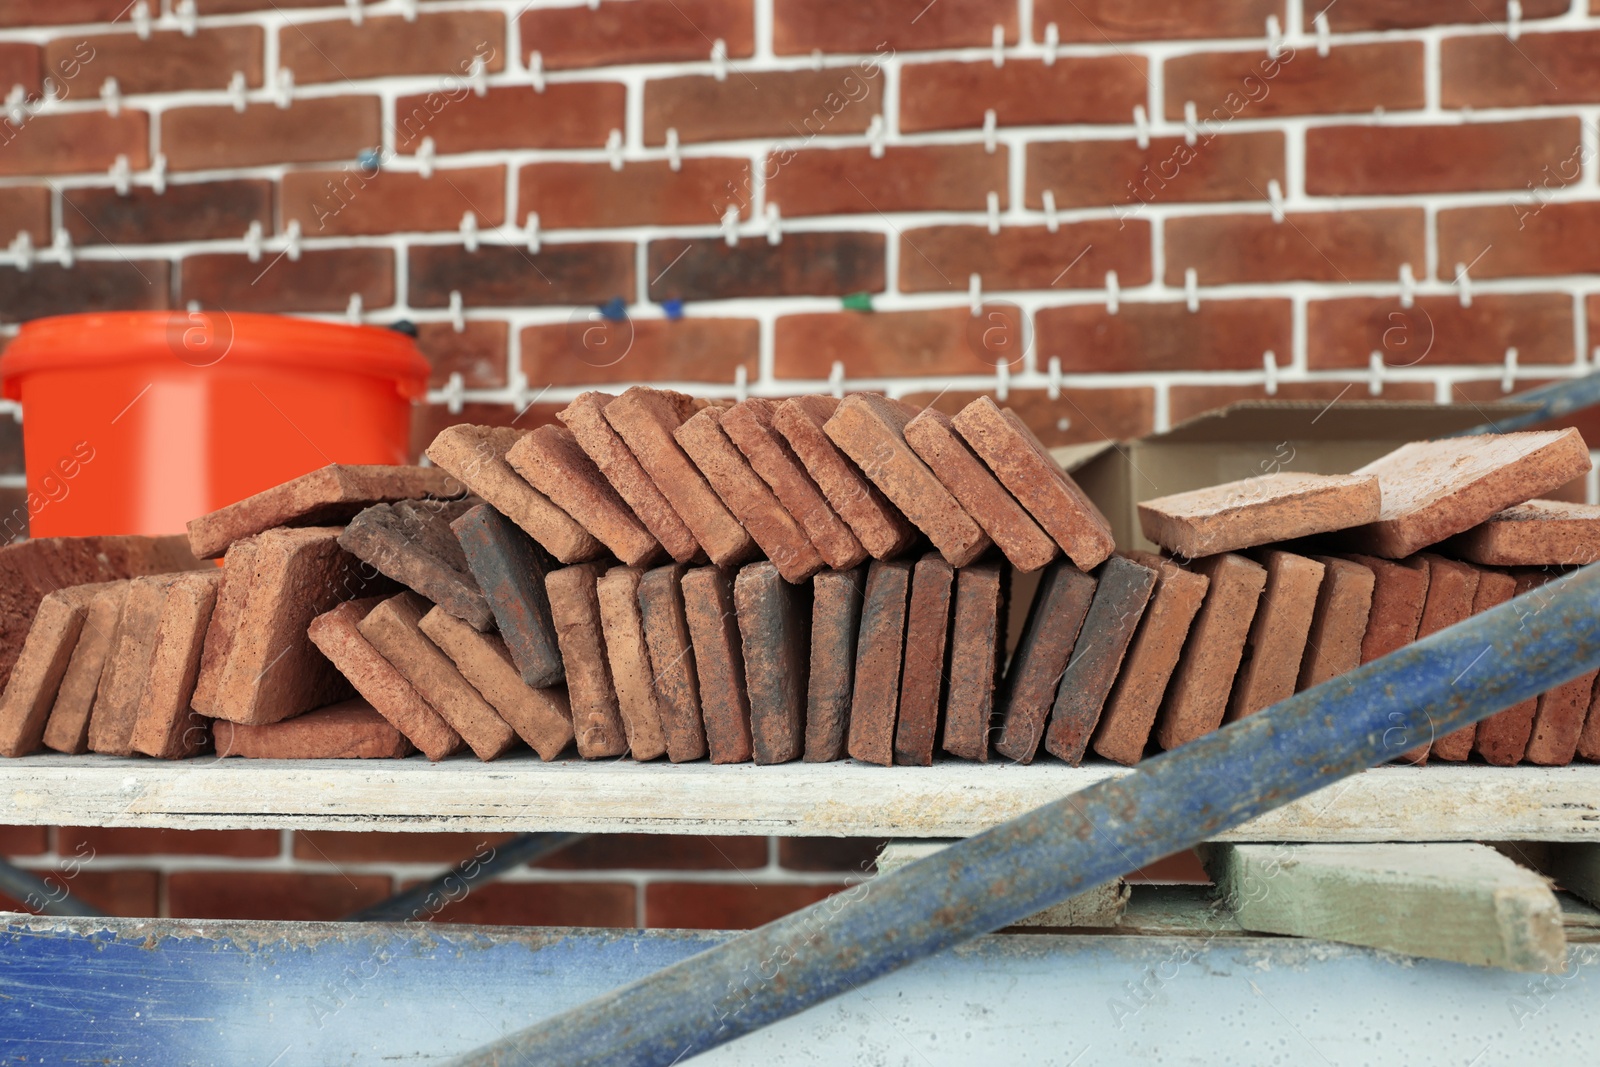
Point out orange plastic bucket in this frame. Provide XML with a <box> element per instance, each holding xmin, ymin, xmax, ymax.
<box><xmin>0</xmin><ymin>311</ymin><xmax>429</xmax><ymax>538</ymax></box>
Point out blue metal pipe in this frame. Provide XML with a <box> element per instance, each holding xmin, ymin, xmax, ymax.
<box><xmin>1450</xmin><ymin>369</ymin><xmax>1600</xmax><ymax>436</ymax></box>
<box><xmin>445</xmin><ymin>562</ymin><xmax>1600</xmax><ymax>1067</ymax></box>
<box><xmin>0</xmin><ymin>856</ymin><xmax>104</xmax><ymax>918</ymax></box>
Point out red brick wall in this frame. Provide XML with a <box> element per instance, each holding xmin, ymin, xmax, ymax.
<box><xmin>0</xmin><ymin>1</ymin><xmax>1584</xmax><ymax>922</ymax></box>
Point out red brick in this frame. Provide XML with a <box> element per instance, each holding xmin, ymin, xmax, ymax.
<box><xmin>181</xmin><ymin>248</ymin><xmax>394</xmax><ymax>313</ymax></box>
<box><xmin>293</xmin><ymin>830</ymin><xmax>514</xmax><ymax>865</ymax></box>
<box><xmin>773</xmin><ymin>0</ymin><xmax>1016</xmax><ymax>53</ymax></box>
<box><xmin>0</xmin><ymin>487</ymin><xmax>25</xmax><ymax>539</ymax></box>
<box><xmin>901</xmin><ymin>57</ymin><xmax>1145</xmax><ymax>132</ymax></box>
<box><xmin>1037</xmin><ymin>299</ymin><xmax>1290</xmax><ymax>374</ymax></box>
<box><xmin>648</xmin><ymin>232</ymin><xmax>884</xmax><ymax>301</ymax></box>
<box><xmin>283</xmin><ymin>164</ymin><xmax>505</xmax><ymax>236</ymax></box>
<box><xmin>522</xmin><ymin>317</ymin><xmax>755</xmax><ymax>388</ymax></box>
<box><xmin>0</xmin><ymin>825</ymin><xmax>47</xmax><ymax>855</ymax></box>
<box><xmin>281</xmin><ymin>12</ymin><xmax>504</xmax><ymax>84</ymax></box>
<box><xmin>535</xmin><ymin>834</ymin><xmax>767</xmax><ymax>871</ymax></box>
<box><xmin>1329</xmin><ymin>0</ymin><xmax>1565</xmax><ymax>29</ymax></box>
<box><xmin>63</xmin><ymin>180</ymin><xmax>271</xmax><ymax>245</ymax></box>
<box><xmin>0</xmin><ymin>185</ymin><xmax>48</xmax><ymax>243</ymax></box>
<box><xmin>1036</xmin><ymin>0</ymin><xmax>1282</xmax><ymax>40</ymax></box>
<box><xmin>1307</xmin><ymin>120</ymin><xmax>1582</xmax><ymax>196</ymax></box>
<box><xmin>168</xmin><ymin>871</ymin><xmax>391</xmax><ymax>921</ymax></box>
<box><xmin>1307</xmin><ymin>294</ymin><xmax>1576</xmax><ymax>370</ymax></box>
<box><xmin>899</xmin><ymin>221</ymin><xmax>1151</xmax><ymax>293</ymax></box>
<box><xmin>1165</xmin><ymin>42</ymin><xmax>1424</xmax><ymax>120</ymax></box>
<box><xmin>1168</xmin><ymin>381</ymin><xmax>1433</xmax><ymax>424</ymax></box>
<box><xmin>1028</xmin><ymin>132</ymin><xmax>1284</xmax><ymax>211</ymax></box>
<box><xmin>767</xmin><ymin>143</ymin><xmax>1005</xmax><ymax>218</ymax></box>
<box><xmin>1166</xmin><ymin>209</ymin><xmax>1424</xmax><ymax>285</ymax></box>
<box><xmin>0</xmin><ymin>414</ymin><xmax>18</xmax><ymax>472</ymax></box>
<box><xmin>0</xmin><ymin>1</ymin><xmax>130</xmax><ymax>26</ymax></box>
<box><xmin>416</xmin><ymin>880</ymin><xmax>637</xmax><ymax>927</ymax></box>
<box><xmin>1442</xmin><ymin>29</ymin><xmax>1600</xmax><ymax>108</ymax></box>
<box><xmin>395</xmin><ymin>83</ymin><xmax>623</xmax><ymax>154</ymax></box>
<box><xmin>417</xmin><ymin>320</ymin><xmax>508</xmax><ymax>390</ymax></box>
<box><xmin>0</xmin><ymin>260</ymin><xmax>169</xmax><ymax>324</ymax></box>
<box><xmin>1439</xmin><ymin>202</ymin><xmax>1600</xmax><ymax>279</ymax></box>
<box><xmin>58</xmin><ymin>827</ymin><xmax>280</xmax><ymax>858</ymax></box>
<box><xmin>197</xmin><ymin>0</ymin><xmax>374</xmax><ymax>9</ymax></box>
<box><xmin>0</xmin><ymin>111</ymin><xmax>148</xmax><ymax>176</ymax></box>
<box><xmin>0</xmin><ymin>42</ymin><xmax>40</xmax><ymax>96</ymax></box>
<box><xmin>50</xmin><ymin>27</ymin><xmax>262</xmax><ymax>94</ymax></box>
<box><xmin>644</xmin><ymin>68</ymin><xmax>882</xmax><ymax>145</ymax></box>
<box><xmin>777</xmin><ymin>838</ymin><xmax>884</xmax><ymax>873</ymax></box>
<box><xmin>164</xmin><ymin>98</ymin><xmax>379</xmax><ymax>171</ymax></box>
<box><xmin>520</xmin><ymin>158</ymin><xmax>748</xmax><ymax>229</ymax></box>
<box><xmin>900</xmin><ymin>387</ymin><xmax>1155</xmax><ymax>447</ymax></box>
<box><xmin>409</xmin><ymin>243</ymin><xmax>633</xmax><ymax>308</ymax></box>
<box><xmin>0</xmin><ymin>869</ymin><xmax>158</xmax><ymax>918</ymax></box>
<box><xmin>520</xmin><ymin>0</ymin><xmax>753</xmax><ymax>70</ymax></box>
<box><xmin>1129</xmin><ymin>849</ymin><xmax>1210</xmax><ymax>884</ymax></box>
<box><xmin>646</xmin><ymin>880</ymin><xmax>852</xmax><ymax>929</ymax></box>
<box><xmin>775</xmin><ymin>305</ymin><xmax>1024</xmax><ymax>380</ymax></box>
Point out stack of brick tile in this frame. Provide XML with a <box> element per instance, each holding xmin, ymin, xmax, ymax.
<box><xmin>2</xmin><ymin>400</ymin><xmax>1598</xmax><ymax>771</ymax></box>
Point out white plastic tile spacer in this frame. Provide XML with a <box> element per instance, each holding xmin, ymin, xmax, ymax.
<box><xmin>607</xmin><ymin>128</ymin><xmax>624</xmax><ymax>171</ymax></box>
<box><xmin>811</xmin><ymin>49</ymin><xmax>823</xmax><ymax>71</ymax></box>
<box><xmin>1133</xmin><ymin>104</ymin><xmax>1149</xmax><ymax>150</ymax></box>
<box><xmin>399</xmin><ymin>0</ymin><xmax>418</xmax><ymax>22</ymax></box>
<box><xmin>186</xmin><ymin>300</ymin><xmax>200</xmax><ymax>313</ymax></box>
<box><xmin>176</xmin><ymin>0</ymin><xmax>197</xmax><ymax>37</ymax></box>
<box><xmin>1266</xmin><ymin>15</ymin><xmax>1283</xmax><ymax>59</ymax></box>
<box><xmin>764</xmin><ymin>202</ymin><xmax>781</xmax><ymax>245</ymax></box>
<box><xmin>995</xmin><ymin>357</ymin><xmax>1009</xmax><ymax>401</ymax></box>
<box><xmin>346</xmin><ymin>293</ymin><xmax>363</xmax><ymax>325</ymax></box>
<box><xmin>711</xmin><ymin>39</ymin><xmax>728</xmax><ymax>81</ymax></box>
<box><xmin>468</xmin><ymin>54</ymin><xmax>487</xmax><ymax>98</ymax></box>
<box><xmin>1508</xmin><ymin>0</ymin><xmax>1522</xmax><ymax>42</ymax></box>
<box><xmin>983</xmin><ymin>108</ymin><xmax>997</xmax><ymax>154</ymax></box>
<box><xmin>1267</xmin><ymin>179</ymin><xmax>1285</xmax><ymax>223</ymax></box>
<box><xmin>1042</xmin><ymin>189</ymin><xmax>1059</xmax><ymax>233</ymax></box>
<box><xmin>1368</xmin><ymin>351</ymin><xmax>1385</xmax><ymax>396</ymax></box>
<box><xmin>1185</xmin><ymin>267</ymin><xmax>1199</xmax><ymax>312</ymax></box>
<box><xmin>133</xmin><ymin>0</ymin><xmax>151</xmax><ymax>41</ymax></box>
<box><xmin>1043</xmin><ymin>22</ymin><xmax>1059</xmax><ymax>66</ymax></box>
<box><xmin>110</xmin><ymin>154</ymin><xmax>132</xmax><ymax>196</ymax></box>
<box><xmin>1183</xmin><ymin>101</ymin><xmax>1198</xmax><ymax>146</ymax></box>
<box><xmin>525</xmin><ymin>211</ymin><xmax>541</xmax><ymax>253</ymax></box>
<box><xmin>150</xmin><ymin>153</ymin><xmax>167</xmax><ymax>194</ymax></box>
<box><xmin>51</xmin><ymin>226</ymin><xmax>72</xmax><ymax>269</ymax></box>
<box><xmin>1263</xmin><ymin>350</ymin><xmax>1279</xmax><ymax>396</ymax></box>
<box><xmin>283</xmin><ymin>219</ymin><xmax>302</xmax><ymax>262</ymax></box>
<box><xmin>1105</xmin><ymin>270</ymin><xmax>1120</xmax><ymax>314</ymax></box>
<box><xmin>274</xmin><ymin>66</ymin><xmax>294</xmax><ymax>109</ymax></box>
<box><xmin>1047</xmin><ymin>355</ymin><xmax>1062</xmax><ymax>400</ymax></box>
<box><xmin>228</xmin><ymin>71</ymin><xmax>248</xmax><ymax>113</ymax></box>
<box><xmin>9</xmin><ymin>231</ymin><xmax>32</xmax><ymax>273</ymax></box>
<box><xmin>417</xmin><ymin>136</ymin><xmax>436</xmax><ymax>179</ymax></box>
<box><xmin>460</xmin><ymin>211</ymin><xmax>479</xmax><ymax>252</ymax></box>
<box><xmin>444</xmin><ymin>372</ymin><xmax>465</xmax><ymax>415</ymax></box>
<box><xmin>665</xmin><ymin>127</ymin><xmax>681</xmax><ymax>171</ymax></box>
<box><xmin>1502</xmin><ymin>347</ymin><xmax>1519</xmax><ymax>393</ymax></box>
<box><xmin>529</xmin><ymin>51</ymin><xmax>546</xmax><ymax>93</ymax></box>
<box><xmin>100</xmin><ymin>77</ymin><xmax>120</xmax><ymax>117</ymax></box>
<box><xmin>1455</xmin><ymin>260</ymin><xmax>1473</xmax><ymax>307</ymax></box>
<box><xmin>244</xmin><ymin>220</ymin><xmax>263</xmax><ymax>263</ymax></box>
<box><xmin>449</xmin><ymin>290</ymin><xmax>465</xmax><ymax>333</ymax></box>
<box><xmin>734</xmin><ymin>363</ymin><xmax>748</xmax><ymax>403</ymax></box>
<box><xmin>5</xmin><ymin>86</ymin><xmax>25</xmax><ymax>127</ymax></box>
<box><xmin>969</xmin><ymin>272</ymin><xmax>982</xmax><ymax>316</ymax></box>
<box><xmin>986</xmin><ymin>190</ymin><xmax>1000</xmax><ymax>234</ymax></box>
<box><xmin>347</xmin><ymin>0</ymin><xmax>364</xmax><ymax>25</ymax></box>
<box><xmin>829</xmin><ymin>360</ymin><xmax>845</xmax><ymax>399</ymax></box>
<box><xmin>992</xmin><ymin>24</ymin><xmax>1005</xmax><ymax>67</ymax></box>
<box><xmin>867</xmin><ymin>114</ymin><xmax>886</xmax><ymax>159</ymax></box>
<box><xmin>721</xmin><ymin>204</ymin><xmax>739</xmax><ymax>246</ymax></box>
<box><xmin>1399</xmin><ymin>263</ymin><xmax>1416</xmax><ymax>309</ymax></box>
<box><xmin>1314</xmin><ymin>11</ymin><xmax>1331</xmax><ymax>57</ymax></box>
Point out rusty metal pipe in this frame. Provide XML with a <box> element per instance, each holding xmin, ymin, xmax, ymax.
<box><xmin>446</xmin><ymin>562</ymin><xmax>1600</xmax><ymax>1067</ymax></box>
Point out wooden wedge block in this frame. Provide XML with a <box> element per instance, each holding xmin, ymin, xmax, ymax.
<box><xmin>307</xmin><ymin>598</ymin><xmax>464</xmax><ymax>762</ymax></box>
<box><xmin>734</xmin><ymin>561</ymin><xmax>811</xmax><ymax>765</ymax></box>
<box><xmin>426</xmin><ymin>423</ymin><xmax>604</xmax><ymax>564</ymax></box>
<box><xmin>214</xmin><ymin>698</ymin><xmax>416</xmax><ymax>759</ymax></box>
<box><xmin>825</xmin><ymin>393</ymin><xmax>990</xmax><ymax>568</ymax></box>
<box><xmin>806</xmin><ymin>566</ymin><xmax>866</xmax><ymax>763</ymax></box>
<box><xmin>1200</xmin><ymin>842</ymin><xmax>1566</xmax><ymax>973</ymax></box>
<box><xmin>677</xmin><ymin>406</ymin><xmax>825</xmax><ymax>583</ymax></box>
<box><xmin>1045</xmin><ymin>554</ymin><xmax>1156</xmax><ymax>764</ymax></box>
<box><xmin>1437</xmin><ymin>565</ymin><xmax>1513</xmax><ymax>762</ymax></box>
<box><xmin>545</xmin><ymin>564</ymin><xmax>629</xmax><ymax>759</ymax></box>
<box><xmin>339</xmin><ymin>498</ymin><xmax>491</xmax><ymax>630</ymax></box>
<box><xmin>417</xmin><ymin>606</ymin><xmax>574</xmax><ymax>761</ymax></box>
<box><xmin>894</xmin><ymin>553</ymin><xmax>955</xmax><ymax>767</ymax></box>
<box><xmin>559</xmin><ymin>391</ymin><xmax>702</xmax><ymax>564</ymax></box>
<box><xmin>594</xmin><ymin>566</ymin><xmax>670</xmax><ymax>761</ymax></box>
<box><xmin>88</xmin><ymin>573</ymin><xmax>192</xmax><ymax>755</ymax></box>
<box><xmin>773</xmin><ymin>395</ymin><xmax>917</xmax><ymax>561</ymax></box>
<box><xmin>0</xmin><ymin>582</ymin><xmax>115</xmax><ymax>757</ymax></box>
<box><xmin>1342</xmin><ymin>429</ymin><xmax>1592</xmax><ymax>558</ymax></box>
<box><xmin>452</xmin><ymin>503</ymin><xmax>564</xmax><ymax>688</ymax></box>
<box><xmin>942</xmin><ymin>560</ymin><xmax>1007</xmax><ymax>763</ymax></box>
<box><xmin>605</xmin><ymin>387</ymin><xmax>756</xmax><ymax>568</ymax></box>
<box><xmin>636</xmin><ymin>564</ymin><xmax>709</xmax><ymax>763</ymax></box>
<box><xmin>186</xmin><ymin>463</ymin><xmax>462</xmax><ymax>560</ymax></box>
<box><xmin>1296</xmin><ymin>556</ymin><xmax>1375</xmax><ymax>692</ymax></box>
<box><xmin>994</xmin><ymin>560</ymin><xmax>1098</xmax><ymax>763</ymax></box>
<box><xmin>847</xmin><ymin>558</ymin><xmax>914</xmax><ymax>766</ymax></box>
<box><xmin>904</xmin><ymin>407</ymin><xmax>1058</xmax><ymax>573</ymax></box>
<box><xmin>194</xmin><ymin>527</ymin><xmax>382</xmax><ymax>726</ymax></box>
<box><xmin>1442</xmin><ymin>499</ymin><xmax>1600</xmax><ymax>566</ymax></box>
<box><xmin>131</xmin><ymin>570</ymin><xmax>225</xmax><ymax>760</ymax></box>
<box><xmin>358</xmin><ymin>592</ymin><xmax>518</xmax><ymax>761</ymax></box>
<box><xmin>1138</xmin><ymin>472</ymin><xmax>1381</xmax><ymax>559</ymax></box>
<box><xmin>950</xmin><ymin>396</ymin><xmax>1115</xmax><ymax>570</ymax></box>
<box><xmin>1474</xmin><ymin>569</ymin><xmax>1545</xmax><ymax>766</ymax></box>
<box><xmin>1093</xmin><ymin>552</ymin><xmax>1208</xmax><ymax>766</ymax></box>
<box><xmin>1153</xmin><ymin>553</ymin><xmax>1266</xmax><ymax>751</ymax></box>
<box><xmin>1226</xmin><ymin>551</ymin><xmax>1324</xmax><ymax>722</ymax></box>
<box><xmin>42</xmin><ymin>582</ymin><xmax>131</xmax><ymax>755</ymax></box>
<box><xmin>722</xmin><ymin>398</ymin><xmax>868</xmax><ymax>572</ymax></box>
<box><xmin>681</xmin><ymin>565</ymin><xmax>753</xmax><ymax>764</ymax></box>
<box><xmin>506</xmin><ymin>424</ymin><xmax>663</xmax><ymax>568</ymax></box>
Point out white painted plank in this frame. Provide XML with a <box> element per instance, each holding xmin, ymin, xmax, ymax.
<box><xmin>0</xmin><ymin>754</ymin><xmax>1597</xmax><ymax>839</ymax></box>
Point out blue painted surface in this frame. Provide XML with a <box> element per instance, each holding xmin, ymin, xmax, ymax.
<box><xmin>0</xmin><ymin>917</ymin><xmax>1595</xmax><ymax>1065</ymax></box>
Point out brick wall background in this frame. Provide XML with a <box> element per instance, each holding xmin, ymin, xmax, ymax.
<box><xmin>0</xmin><ymin>0</ymin><xmax>1595</xmax><ymax>923</ymax></box>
